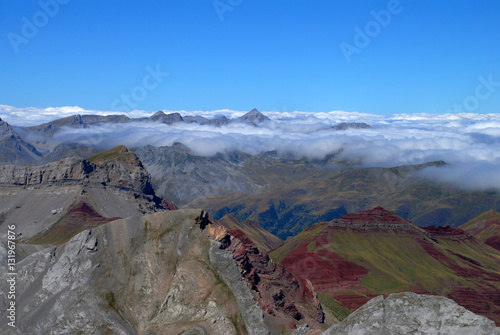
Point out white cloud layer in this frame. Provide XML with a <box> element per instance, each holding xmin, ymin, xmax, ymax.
<box><xmin>1</xmin><ymin>105</ymin><xmax>500</xmax><ymax>191</ymax></box>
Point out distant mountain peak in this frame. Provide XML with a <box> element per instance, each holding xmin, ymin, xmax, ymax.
<box><xmin>237</xmin><ymin>108</ymin><xmax>270</xmax><ymax>124</ymax></box>
<box><xmin>149</xmin><ymin>111</ymin><xmax>183</xmax><ymax>124</ymax></box>
<box><xmin>152</xmin><ymin>111</ymin><xmax>166</xmax><ymax>117</ymax></box>
<box><xmin>333</xmin><ymin>122</ymin><xmax>371</xmax><ymax>130</ymax></box>
<box><xmin>336</xmin><ymin>206</ymin><xmax>414</xmax><ymax>227</ymax></box>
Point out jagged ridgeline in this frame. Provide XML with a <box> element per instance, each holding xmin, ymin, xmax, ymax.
<box><xmin>0</xmin><ymin>144</ymin><xmax>499</xmax><ymax>334</ymax></box>
<box><xmin>0</xmin><ymin>145</ymin><xmax>165</xmax><ymax>246</ymax></box>
<box><xmin>2</xmin><ymin>109</ymin><xmax>500</xmax><ymax>240</ymax></box>
<box><xmin>1</xmin><ymin>109</ymin><xmax>500</xmax><ymax>334</ymax></box>
<box><xmin>0</xmin><ymin>208</ymin><xmax>319</xmax><ymax>334</ymax></box>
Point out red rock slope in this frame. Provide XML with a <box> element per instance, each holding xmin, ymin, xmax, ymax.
<box><xmin>269</xmin><ymin>207</ymin><xmax>500</xmax><ymax>325</ymax></box>
<box><xmin>200</xmin><ymin>211</ymin><xmax>326</xmax><ymax>332</ymax></box>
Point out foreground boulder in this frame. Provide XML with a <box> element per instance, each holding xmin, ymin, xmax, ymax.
<box><xmin>323</xmin><ymin>292</ymin><xmax>500</xmax><ymax>335</ymax></box>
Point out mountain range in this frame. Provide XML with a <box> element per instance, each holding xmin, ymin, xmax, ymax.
<box><xmin>1</xmin><ymin>109</ymin><xmax>500</xmax><ymax>333</ymax></box>
<box><xmin>1</xmin><ymin>147</ymin><xmax>499</xmax><ymax>333</ymax></box>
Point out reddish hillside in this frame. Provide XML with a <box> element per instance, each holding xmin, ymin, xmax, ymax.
<box><xmin>269</xmin><ymin>207</ymin><xmax>500</xmax><ymax>325</ymax></box>
<box><xmin>27</xmin><ymin>200</ymin><xmax>120</xmax><ymax>245</ymax></box>
<box><xmin>461</xmin><ymin>210</ymin><xmax>500</xmax><ymax>250</ymax></box>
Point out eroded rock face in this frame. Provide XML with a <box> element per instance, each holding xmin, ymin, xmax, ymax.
<box><xmin>206</xmin><ymin>222</ymin><xmax>325</xmax><ymax>330</ymax></box>
<box><xmin>0</xmin><ymin>210</ymin><xmax>269</xmax><ymax>335</ymax></box>
<box><xmin>323</xmin><ymin>292</ymin><xmax>500</xmax><ymax>335</ymax></box>
<box><xmin>0</xmin><ymin>147</ymin><xmax>166</xmax><ymax>240</ymax></box>
<box><xmin>0</xmin><ymin>147</ymin><xmax>155</xmax><ymax>197</ymax></box>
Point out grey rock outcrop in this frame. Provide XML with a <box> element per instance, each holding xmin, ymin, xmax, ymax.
<box><xmin>322</xmin><ymin>292</ymin><xmax>500</xmax><ymax>335</ymax></box>
<box><xmin>0</xmin><ymin>209</ymin><xmax>271</xmax><ymax>335</ymax></box>
<box><xmin>0</xmin><ymin>148</ymin><xmax>155</xmax><ymax>196</ymax></box>
<box><xmin>0</xmin><ymin>146</ymin><xmax>163</xmax><ymax>240</ymax></box>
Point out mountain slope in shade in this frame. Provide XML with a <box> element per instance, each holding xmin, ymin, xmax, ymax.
<box><xmin>461</xmin><ymin>210</ymin><xmax>500</xmax><ymax>250</ymax></box>
<box><xmin>269</xmin><ymin>207</ymin><xmax>500</xmax><ymax>325</ymax></box>
<box><xmin>135</xmin><ymin>143</ymin><xmax>261</xmax><ymax>206</ymax></box>
<box><xmin>0</xmin><ymin>117</ymin><xmax>42</xmax><ymax>164</ymax></box>
<box><xmin>217</xmin><ymin>213</ymin><xmax>283</xmax><ymax>253</ymax></box>
<box><xmin>188</xmin><ymin>159</ymin><xmax>500</xmax><ymax>240</ymax></box>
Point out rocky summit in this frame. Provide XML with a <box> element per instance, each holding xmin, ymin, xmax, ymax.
<box><xmin>0</xmin><ymin>145</ymin><xmax>164</xmax><ymax>242</ymax></box>
<box><xmin>0</xmin><ymin>209</ymin><xmax>324</xmax><ymax>335</ymax></box>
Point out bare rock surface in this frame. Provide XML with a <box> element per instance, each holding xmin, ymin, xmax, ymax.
<box><xmin>322</xmin><ymin>292</ymin><xmax>500</xmax><ymax>335</ymax></box>
<box><xmin>0</xmin><ymin>209</ymin><xmax>270</xmax><ymax>334</ymax></box>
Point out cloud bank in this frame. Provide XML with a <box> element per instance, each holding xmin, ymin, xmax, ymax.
<box><xmin>2</xmin><ymin>105</ymin><xmax>499</xmax><ymax>191</ymax></box>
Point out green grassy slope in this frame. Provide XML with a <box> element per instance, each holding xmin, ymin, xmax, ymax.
<box><xmin>460</xmin><ymin>210</ymin><xmax>500</xmax><ymax>250</ymax></box>
<box><xmin>268</xmin><ymin>208</ymin><xmax>500</xmax><ymax>324</ymax></box>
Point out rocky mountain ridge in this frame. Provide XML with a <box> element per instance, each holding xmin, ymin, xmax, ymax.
<box><xmin>25</xmin><ymin>108</ymin><xmax>271</xmax><ymax>137</ymax></box>
<box><xmin>0</xmin><ymin>146</ymin><xmax>165</xmax><ymax>241</ymax></box>
<box><xmin>0</xmin><ymin>145</ymin><xmax>155</xmax><ymax>196</ymax></box>
<box><xmin>269</xmin><ymin>207</ymin><xmax>500</xmax><ymax>326</ymax></box>
<box><xmin>0</xmin><ymin>117</ymin><xmax>42</xmax><ymax>164</ymax></box>
<box><xmin>205</xmin><ymin>217</ymin><xmax>326</xmax><ymax>329</ymax></box>
<box><xmin>0</xmin><ymin>208</ymin><xmax>325</xmax><ymax>334</ymax></box>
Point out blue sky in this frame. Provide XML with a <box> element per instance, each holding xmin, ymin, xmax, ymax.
<box><xmin>1</xmin><ymin>0</ymin><xmax>499</xmax><ymax>115</ymax></box>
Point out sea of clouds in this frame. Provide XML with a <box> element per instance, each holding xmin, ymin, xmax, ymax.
<box><xmin>1</xmin><ymin>105</ymin><xmax>499</xmax><ymax>191</ymax></box>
